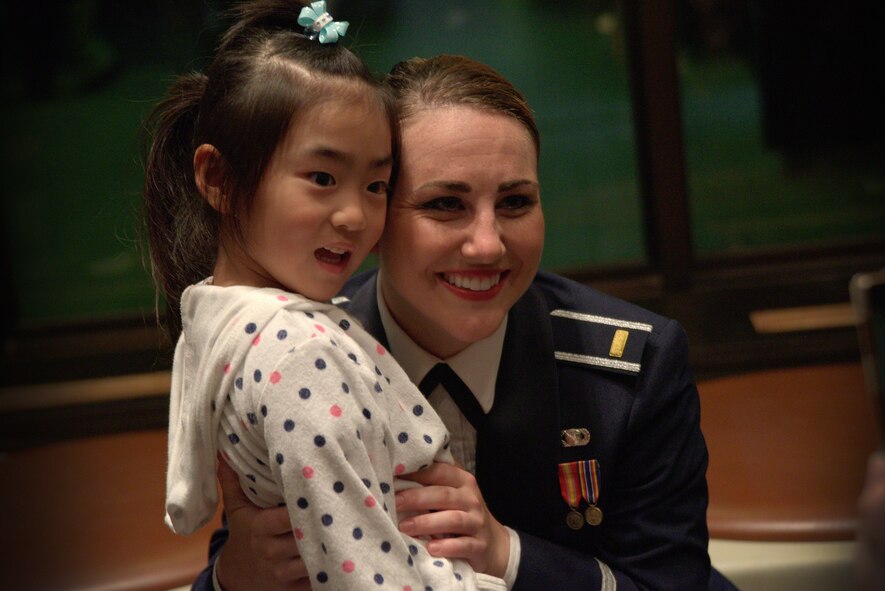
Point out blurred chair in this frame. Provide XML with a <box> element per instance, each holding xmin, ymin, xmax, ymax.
<box><xmin>850</xmin><ymin>268</ymin><xmax>885</xmax><ymax>447</ymax></box>
<box><xmin>701</xmin><ymin>361</ymin><xmax>878</xmax><ymax>590</ymax></box>
<box><xmin>0</xmin><ymin>429</ymin><xmax>220</xmax><ymax>591</ymax></box>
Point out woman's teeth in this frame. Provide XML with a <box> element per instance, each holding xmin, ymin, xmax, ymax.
<box><xmin>443</xmin><ymin>273</ymin><xmax>501</xmax><ymax>292</ymax></box>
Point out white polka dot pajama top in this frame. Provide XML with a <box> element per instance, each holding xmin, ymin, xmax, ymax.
<box><xmin>166</xmin><ymin>281</ymin><xmax>502</xmax><ymax>590</ymax></box>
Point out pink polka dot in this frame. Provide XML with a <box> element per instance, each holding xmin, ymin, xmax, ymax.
<box><xmin>315</xmin><ymin>324</ymin><xmax>326</xmax><ymax>333</ymax></box>
<box><xmin>376</xmin><ymin>343</ymin><xmax>386</xmax><ymax>355</ymax></box>
<box><xmin>394</xmin><ymin>463</ymin><xmax>405</xmax><ymax>475</ymax></box>
<box><xmin>364</xmin><ymin>495</ymin><xmax>376</xmax><ymax>508</ymax></box>
<box><xmin>294</xmin><ymin>528</ymin><xmax>304</xmax><ymax>540</ymax></box>
<box><xmin>277</xmin><ymin>295</ymin><xmax>288</xmax><ymax>301</ymax></box>
<box><xmin>302</xmin><ymin>466</ymin><xmax>314</xmax><ymax>479</ymax></box>
<box><xmin>330</xmin><ymin>404</ymin><xmax>342</xmax><ymax>418</ymax></box>
<box><xmin>269</xmin><ymin>371</ymin><xmax>281</xmax><ymax>384</ymax></box>
<box><xmin>223</xmin><ymin>363</ymin><xmax>231</xmax><ymax>374</ymax></box>
<box><xmin>404</xmin><ymin>587</ymin><xmax>412</xmax><ymax>591</ymax></box>
<box><xmin>252</xmin><ymin>334</ymin><xmax>261</xmax><ymax>346</ymax></box>
<box><xmin>342</xmin><ymin>560</ymin><xmax>355</xmax><ymax>573</ymax></box>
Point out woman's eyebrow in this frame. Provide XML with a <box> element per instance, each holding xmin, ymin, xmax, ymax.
<box><xmin>416</xmin><ymin>180</ymin><xmax>471</xmax><ymax>193</ymax></box>
<box><xmin>498</xmin><ymin>179</ymin><xmax>539</xmax><ymax>192</ymax></box>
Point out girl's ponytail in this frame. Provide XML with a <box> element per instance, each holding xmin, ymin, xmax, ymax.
<box><xmin>143</xmin><ymin>72</ymin><xmax>215</xmax><ymax>339</ymax></box>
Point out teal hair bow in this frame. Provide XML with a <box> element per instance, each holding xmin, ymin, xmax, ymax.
<box><xmin>298</xmin><ymin>1</ymin><xmax>349</xmax><ymax>44</ymax></box>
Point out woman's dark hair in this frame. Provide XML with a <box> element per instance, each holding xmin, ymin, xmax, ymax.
<box><xmin>143</xmin><ymin>0</ymin><xmax>397</xmax><ymax>338</ymax></box>
<box><xmin>384</xmin><ymin>54</ymin><xmax>539</xmax><ymax>155</ymax></box>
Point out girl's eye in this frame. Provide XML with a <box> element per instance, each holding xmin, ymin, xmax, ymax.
<box><xmin>309</xmin><ymin>172</ymin><xmax>336</xmax><ymax>187</ymax></box>
<box><xmin>367</xmin><ymin>181</ymin><xmax>389</xmax><ymax>195</ymax></box>
<box><xmin>420</xmin><ymin>196</ymin><xmax>464</xmax><ymax>212</ymax></box>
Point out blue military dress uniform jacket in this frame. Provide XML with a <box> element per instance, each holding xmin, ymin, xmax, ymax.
<box><xmin>193</xmin><ymin>270</ymin><xmax>735</xmax><ymax>591</ymax></box>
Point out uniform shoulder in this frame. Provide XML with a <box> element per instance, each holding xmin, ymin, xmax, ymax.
<box><xmin>534</xmin><ymin>270</ymin><xmax>674</xmax><ymax>376</ymax></box>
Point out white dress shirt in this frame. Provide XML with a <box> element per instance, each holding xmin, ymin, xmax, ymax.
<box><xmin>376</xmin><ymin>275</ymin><xmax>521</xmax><ymax>588</ymax></box>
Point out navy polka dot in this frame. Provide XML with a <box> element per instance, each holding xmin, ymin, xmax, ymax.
<box><xmin>381</xmin><ymin>540</ymin><xmax>391</xmax><ymax>552</ymax></box>
<box><xmin>297</xmin><ymin>497</ymin><xmax>308</xmax><ymax>509</ymax></box>
<box><xmin>413</xmin><ymin>405</ymin><xmax>424</xmax><ymax>416</ymax></box>
<box><xmin>374</xmin><ymin>573</ymin><xmax>384</xmax><ymax>584</ymax></box>
<box><xmin>362</xmin><ymin>408</ymin><xmax>372</xmax><ymax>419</ymax></box>
<box><xmin>356</xmin><ymin>429</ymin><xmax>362</xmax><ymax>440</ymax></box>
<box><xmin>304</xmin><ymin>311</ymin><xmax>314</xmax><ymax>318</ymax></box>
<box><xmin>247</xmin><ymin>412</ymin><xmax>257</xmax><ymax>424</ymax></box>
<box><xmin>362</xmin><ymin>478</ymin><xmax>371</xmax><ymax>488</ymax></box>
<box><xmin>455</xmin><ymin>572</ymin><xmax>462</xmax><ymax>581</ymax></box>
<box><xmin>283</xmin><ymin>419</ymin><xmax>295</xmax><ymax>432</ymax></box>
<box><xmin>339</xmin><ymin>319</ymin><xmax>350</xmax><ymax>329</ymax></box>
<box><xmin>424</xmin><ymin>434</ymin><xmax>433</xmax><ymax>444</ymax></box>
<box><xmin>261</xmin><ymin>405</ymin><xmax>268</xmax><ymax>417</ymax></box>
<box><xmin>342</xmin><ymin>382</ymin><xmax>350</xmax><ymax>394</ymax></box>
<box><xmin>257</xmin><ymin>457</ymin><xmax>266</xmax><ymax>466</ymax></box>
<box><xmin>375</xmin><ymin>365</ymin><xmax>382</xmax><ymax>375</ymax></box>
<box><xmin>210</xmin><ymin>400</ymin><xmax>216</xmax><ymax>412</ymax></box>
<box><xmin>247</xmin><ymin>474</ymin><xmax>256</xmax><ymax>481</ymax></box>
<box><xmin>353</xmin><ymin>527</ymin><xmax>363</xmax><ymax>539</ymax></box>
<box><xmin>253</xmin><ymin>369</ymin><xmax>262</xmax><ymax>382</ymax></box>
<box><xmin>235</xmin><ymin>377</ymin><xmax>243</xmax><ymax>390</ymax></box>
<box><xmin>408</xmin><ymin>555</ymin><xmax>414</xmax><ymax>566</ymax></box>
<box><xmin>348</xmin><ymin>352</ymin><xmax>358</xmax><ymax>363</ymax></box>
<box><xmin>321</xmin><ymin>514</ymin><xmax>333</xmax><ymax>526</ymax></box>
<box><xmin>277</xmin><ymin>329</ymin><xmax>288</xmax><ymax>340</ymax></box>
<box><xmin>228</xmin><ymin>433</ymin><xmax>240</xmax><ymax>444</ymax></box>
<box><xmin>249</xmin><ymin>486</ymin><xmax>257</xmax><ymax>495</ymax></box>
<box><xmin>245</xmin><ymin>323</ymin><xmax>257</xmax><ymax>334</ymax></box>
<box><xmin>317</xmin><ymin>571</ymin><xmax>328</xmax><ymax>583</ymax></box>
<box><xmin>433</xmin><ymin>560</ymin><xmax>444</xmax><ymax>567</ymax></box>
<box><xmin>398</xmin><ymin>432</ymin><xmax>409</xmax><ymax>444</ymax></box>
<box><xmin>333</xmin><ymin>481</ymin><xmax>344</xmax><ymax>493</ymax></box>
<box><xmin>315</xmin><ymin>358</ymin><xmax>326</xmax><ymax>370</ymax></box>
<box><xmin>330</xmin><ymin>339</ymin><xmax>337</xmax><ymax>347</ymax></box>
<box><xmin>380</xmin><ymin>482</ymin><xmax>391</xmax><ymax>494</ymax></box>
<box><xmin>275</xmin><ymin>452</ymin><xmax>284</xmax><ymax>465</ymax></box>
<box><xmin>314</xmin><ymin>435</ymin><xmax>326</xmax><ymax>447</ymax></box>
<box><xmin>299</xmin><ymin>387</ymin><xmax>311</xmax><ymax>399</ymax></box>
<box><xmin>374</xmin><ymin>382</ymin><xmax>383</xmax><ymax>393</ymax></box>
<box><xmin>321</xmin><ymin>543</ymin><xmax>327</xmax><ymax>554</ymax></box>
<box><xmin>408</xmin><ymin>544</ymin><xmax>418</xmax><ymax>556</ymax></box>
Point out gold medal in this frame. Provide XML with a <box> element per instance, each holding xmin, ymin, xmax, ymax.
<box><xmin>566</xmin><ymin>509</ymin><xmax>585</xmax><ymax>530</ymax></box>
<box><xmin>585</xmin><ymin>504</ymin><xmax>603</xmax><ymax>526</ymax></box>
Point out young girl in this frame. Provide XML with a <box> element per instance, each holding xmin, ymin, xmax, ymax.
<box><xmin>143</xmin><ymin>1</ymin><xmax>504</xmax><ymax>589</ymax></box>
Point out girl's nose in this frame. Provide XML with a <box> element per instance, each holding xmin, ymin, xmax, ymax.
<box><xmin>331</xmin><ymin>192</ymin><xmax>368</xmax><ymax>232</ymax></box>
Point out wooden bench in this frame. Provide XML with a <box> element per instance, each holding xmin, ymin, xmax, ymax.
<box><xmin>0</xmin><ymin>429</ymin><xmax>221</xmax><ymax>591</ymax></box>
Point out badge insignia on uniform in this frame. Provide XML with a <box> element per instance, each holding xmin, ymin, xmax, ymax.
<box><xmin>560</xmin><ymin>427</ymin><xmax>591</xmax><ymax>447</ymax></box>
<box><xmin>558</xmin><ymin>459</ymin><xmax>603</xmax><ymax>529</ymax></box>
<box><xmin>608</xmin><ymin>329</ymin><xmax>629</xmax><ymax>358</ymax></box>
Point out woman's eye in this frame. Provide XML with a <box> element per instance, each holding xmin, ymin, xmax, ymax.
<box><xmin>309</xmin><ymin>172</ymin><xmax>336</xmax><ymax>187</ymax></box>
<box><xmin>421</xmin><ymin>196</ymin><xmax>464</xmax><ymax>212</ymax></box>
<box><xmin>367</xmin><ymin>180</ymin><xmax>389</xmax><ymax>195</ymax></box>
<box><xmin>498</xmin><ymin>194</ymin><xmax>534</xmax><ymax>211</ymax></box>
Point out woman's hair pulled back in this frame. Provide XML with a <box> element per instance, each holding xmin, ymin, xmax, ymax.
<box><xmin>143</xmin><ymin>0</ymin><xmax>395</xmax><ymax>337</ymax></box>
<box><xmin>384</xmin><ymin>54</ymin><xmax>539</xmax><ymax>155</ymax></box>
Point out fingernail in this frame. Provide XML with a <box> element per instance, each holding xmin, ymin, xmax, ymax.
<box><xmin>399</xmin><ymin>519</ymin><xmax>414</xmax><ymax>533</ymax></box>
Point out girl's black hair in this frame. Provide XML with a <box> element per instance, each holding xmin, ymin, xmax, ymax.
<box><xmin>143</xmin><ymin>0</ymin><xmax>397</xmax><ymax>338</ymax></box>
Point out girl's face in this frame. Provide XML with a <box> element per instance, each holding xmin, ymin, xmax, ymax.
<box><xmin>214</xmin><ymin>93</ymin><xmax>392</xmax><ymax>301</ymax></box>
<box><xmin>378</xmin><ymin>106</ymin><xmax>545</xmax><ymax>359</ymax></box>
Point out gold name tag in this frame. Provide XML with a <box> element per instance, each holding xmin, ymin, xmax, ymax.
<box><xmin>609</xmin><ymin>329</ymin><xmax>629</xmax><ymax>358</ymax></box>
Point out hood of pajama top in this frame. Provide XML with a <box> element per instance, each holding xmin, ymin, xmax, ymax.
<box><xmin>165</xmin><ymin>280</ymin><xmax>336</xmax><ymax>535</ymax></box>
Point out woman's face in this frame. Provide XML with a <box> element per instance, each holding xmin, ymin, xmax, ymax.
<box><xmin>378</xmin><ymin>106</ymin><xmax>544</xmax><ymax>358</ymax></box>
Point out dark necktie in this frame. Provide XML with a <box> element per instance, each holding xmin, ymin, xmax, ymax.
<box><xmin>417</xmin><ymin>363</ymin><xmax>486</xmax><ymax>430</ymax></box>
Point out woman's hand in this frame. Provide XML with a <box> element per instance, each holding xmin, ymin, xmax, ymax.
<box><xmin>215</xmin><ymin>458</ymin><xmax>311</xmax><ymax>591</ymax></box>
<box><xmin>395</xmin><ymin>462</ymin><xmax>510</xmax><ymax>578</ymax></box>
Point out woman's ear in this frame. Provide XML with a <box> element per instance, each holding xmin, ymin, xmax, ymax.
<box><xmin>194</xmin><ymin>144</ymin><xmax>228</xmax><ymax>213</ymax></box>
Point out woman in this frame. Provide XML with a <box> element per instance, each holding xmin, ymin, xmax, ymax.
<box><xmin>196</xmin><ymin>55</ymin><xmax>731</xmax><ymax>591</ymax></box>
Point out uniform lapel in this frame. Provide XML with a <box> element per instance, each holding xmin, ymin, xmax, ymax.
<box><xmin>476</xmin><ymin>283</ymin><xmax>561</xmax><ymax>539</ymax></box>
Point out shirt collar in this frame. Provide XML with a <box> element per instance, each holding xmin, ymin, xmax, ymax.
<box><xmin>375</xmin><ymin>272</ymin><xmax>506</xmax><ymax>412</ymax></box>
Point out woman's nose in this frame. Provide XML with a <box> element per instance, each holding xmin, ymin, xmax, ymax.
<box><xmin>461</xmin><ymin>212</ymin><xmax>506</xmax><ymax>261</ymax></box>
